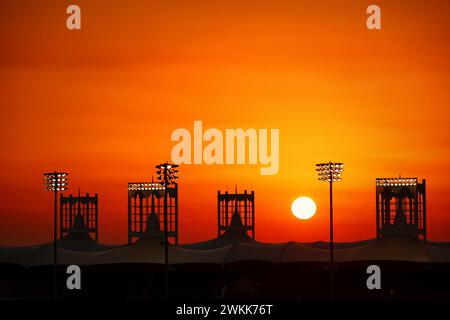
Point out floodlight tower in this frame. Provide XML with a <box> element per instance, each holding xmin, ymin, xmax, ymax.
<box><xmin>375</xmin><ymin>177</ymin><xmax>427</xmax><ymax>241</ymax></box>
<box><xmin>43</xmin><ymin>171</ymin><xmax>68</xmax><ymax>300</ymax></box>
<box><xmin>127</xmin><ymin>181</ymin><xmax>168</xmax><ymax>244</ymax></box>
<box><xmin>316</xmin><ymin>162</ymin><xmax>344</xmax><ymax>300</ymax></box>
<box><xmin>156</xmin><ymin>162</ymin><xmax>179</xmax><ymax>300</ymax></box>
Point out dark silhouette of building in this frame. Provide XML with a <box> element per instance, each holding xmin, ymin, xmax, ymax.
<box><xmin>127</xmin><ymin>181</ymin><xmax>178</xmax><ymax>244</ymax></box>
<box><xmin>60</xmin><ymin>191</ymin><xmax>98</xmax><ymax>241</ymax></box>
<box><xmin>376</xmin><ymin>177</ymin><xmax>426</xmax><ymax>241</ymax></box>
<box><xmin>182</xmin><ymin>188</ymin><xmax>255</xmax><ymax>250</ymax></box>
<box><xmin>218</xmin><ymin>188</ymin><xmax>255</xmax><ymax>239</ymax></box>
<box><xmin>5</xmin><ymin>177</ymin><xmax>450</xmax><ymax>300</ymax></box>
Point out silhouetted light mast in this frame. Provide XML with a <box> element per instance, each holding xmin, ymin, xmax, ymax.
<box><xmin>156</xmin><ymin>162</ymin><xmax>179</xmax><ymax>300</ymax></box>
<box><xmin>316</xmin><ymin>162</ymin><xmax>343</xmax><ymax>300</ymax></box>
<box><xmin>43</xmin><ymin>171</ymin><xmax>68</xmax><ymax>300</ymax></box>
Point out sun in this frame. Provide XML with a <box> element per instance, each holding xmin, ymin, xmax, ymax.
<box><xmin>291</xmin><ymin>196</ymin><xmax>317</xmax><ymax>220</ymax></box>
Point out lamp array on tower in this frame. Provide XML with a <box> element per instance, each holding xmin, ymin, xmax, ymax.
<box><xmin>44</xmin><ymin>172</ymin><xmax>68</xmax><ymax>191</ymax></box>
<box><xmin>376</xmin><ymin>177</ymin><xmax>417</xmax><ymax>187</ymax></box>
<box><xmin>128</xmin><ymin>182</ymin><xmax>165</xmax><ymax>191</ymax></box>
<box><xmin>156</xmin><ymin>162</ymin><xmax>179</xmax><ymax>186</ymax></box>
<box><xmin>316</xmin><ymin>163</ymin><xmax>344</xmax><ymax>182</ymax></box>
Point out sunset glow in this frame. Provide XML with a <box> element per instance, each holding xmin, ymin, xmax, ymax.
<box><xmin>0</xmin><ymin>0</ymin><xmax>449</xmax><ymax>246</ymax></box>
<box><xmin>291</xmin><ymin>197</ymin><xmax>317</xmax><ymax>220</ymax></box>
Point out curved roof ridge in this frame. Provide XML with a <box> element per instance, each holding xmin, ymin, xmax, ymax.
<box><xmin>223</xmin><ymin>242</ymin><xmax>240</xmax><ymax>265</ymax></box>
<box><xmin>23</xmin><ymin>243</ymin><xmax>52</xmax><ymax>268</ymax></box>
<box><xmin>278</xmin><ymin>241</ymin><xmax>296</xmax><ymax>264</ymax></box>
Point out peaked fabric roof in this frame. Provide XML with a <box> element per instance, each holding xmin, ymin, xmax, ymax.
<box><xmin>182</xmin><ymin>212</ymin><xmax>255</xmax><ymax>250</ymax></box>
<box><xmin>334</xmin><ymin>237</ymin><xmax>450</xmax><ymax>263</ymax></box>
<box><xmin>3</xmin><ymin>236</ymin><xmax>450</xmax><ymax>267</ymax></box>
<box><xmin>85</xmin><ymin>237</ymin><xmax>231</xmax><ymax>266</ymax></box>
<box><xmin>58</xmin><ymin>233</ymin><xmax>122</xmax><ymax>252</ymax></box>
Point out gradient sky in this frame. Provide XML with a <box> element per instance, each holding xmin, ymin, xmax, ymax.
<box><xmin>1</xmin><ymin>0</ymin><xmax>449</xmax><ymax>245</ymax></box>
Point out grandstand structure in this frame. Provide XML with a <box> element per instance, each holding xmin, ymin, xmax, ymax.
<box><xmin>1</xmin><ymin>175</ymin><xmax>450</xmax><ymax>300</ymax></box>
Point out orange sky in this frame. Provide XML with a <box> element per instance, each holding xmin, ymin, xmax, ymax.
<box><xmin>1</xmin><ymin>0</ymin><xmax>449</xmax><ymax>245</ymax></box>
